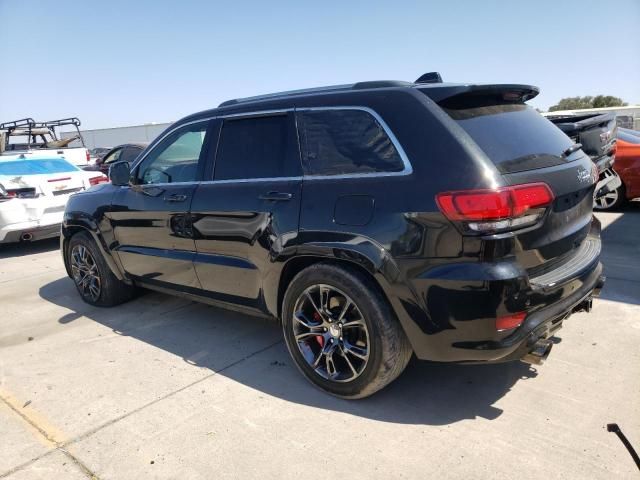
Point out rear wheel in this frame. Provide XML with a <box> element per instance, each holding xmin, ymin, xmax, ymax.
<box><xmin>68</xmin><ymin>231</ymin><xmax>134</xmax><ymax>307</ymax></box>
<box><xmin>282</xmin><ymin>263</ymin><xmax>412</xmax><ymax>399</ymax></box>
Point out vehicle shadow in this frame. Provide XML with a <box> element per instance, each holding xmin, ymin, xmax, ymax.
<box><xmin>0</xmin><ymin>237</ymin><xmax>59</xmax><ymax>259</ymax></box>
<box><xmin>40</xmin><ymin>276</ymin><xmax>539</xmax><ymax>426</ymax></box>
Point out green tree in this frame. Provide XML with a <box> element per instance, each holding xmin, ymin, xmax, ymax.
<box><xmin>549</xmin><ymin>95</ymin><xmax>627</xmax><ymax>111</ymax></box>
<box><xmin>592</xmin><ymin>95</ymin><xmax>627</xmax><ymax>108</ymax></box>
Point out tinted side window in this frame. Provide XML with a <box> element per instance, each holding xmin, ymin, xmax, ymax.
<box><xmin>298</xmin><ymin>109</ymin><xmax>405</xmax><ymax>176</ymax></box>
<box><xmin>136</xmin><ymin>123</ymin><xmax>208</xmax><ymax>184</ymax></box>
<box><xmin>214</xmin><ymin>114</ymin><xmax>300</xmax><ymax>180</ymax></box>
<box><xmin>119</xmin><ymin>146</ymin><xmax>143</xmax><ymax>163</ymax></box>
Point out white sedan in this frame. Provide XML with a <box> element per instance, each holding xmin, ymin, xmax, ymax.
<box><xmin>0</xmin><ymin>154</ymin><xmax>107</xmax><ymax>243</ymax></box>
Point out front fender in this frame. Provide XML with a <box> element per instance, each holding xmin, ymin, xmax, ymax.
<box><xmin>62</xmin><ymin>211</ymin><xmax>129</xmax><ymax>283</ymax></box>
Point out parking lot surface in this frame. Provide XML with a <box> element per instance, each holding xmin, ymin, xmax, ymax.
<box><xmin>1</xmin><ymin>209</ymin><xmax>639</xmax><ymax>479</ymax></box>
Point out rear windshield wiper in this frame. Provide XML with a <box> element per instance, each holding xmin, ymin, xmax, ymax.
<box><xmin>562</xmin><ymin>143</ymin><xmax>583</xmax><ymax>158</ymax></box>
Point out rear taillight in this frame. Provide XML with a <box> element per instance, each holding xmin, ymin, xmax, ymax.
<box><xmin>436</xmin><ymin>183</ymin><xmax>554</xmax><ymax>234</ymax></box>
<box><xmin>89</xmin><ymin>175</ymin><xmax>109</xmax><ymax>186</ymax></box>
<box><xmin>496</xmin><ymin>312</ymin><xmax>526</xmax><ymax>331</ymax></box>
<box><xmin>1</xmin><ymin>187</ymin><xmax>38</xmax><ymax>199</ymax></box>
<box><xmin>86</xmin><ymin>150</ymin><xmax>91</xmax><ymax>163</ymax></box>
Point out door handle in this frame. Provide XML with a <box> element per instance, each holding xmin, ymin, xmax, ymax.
<box><xmin>259</xmin><ymin>191</ymin><xmax>292</xmax><ymax>201</ymax></box>
<box><xmin>164</xmin><ymin>194</ymin><xmax>188</xmax><ymax>203</ymax></box>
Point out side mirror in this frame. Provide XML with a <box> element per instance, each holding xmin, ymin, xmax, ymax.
<box><xmin>109</xmin><ymin>161</ymin><xmax>131</xmax><ymax>186</ymax></box>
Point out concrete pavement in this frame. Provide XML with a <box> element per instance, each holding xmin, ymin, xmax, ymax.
<box><xmin>1</xmin><ymin>209</ymin><xmax>639</xmax><ymax>479</ymax></box>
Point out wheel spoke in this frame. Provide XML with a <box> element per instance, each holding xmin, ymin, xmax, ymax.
<box><xmin>304</xmin><ymin>292</ymin><xmax>323</xmax><ymax>318</ymax></box>
<box><xmin>341</xmin><ymin>318</ymin><xmax>366</xmax><ymax>329</ymax></box>
<box><xmin>311</xmin><ymin>348</ymin><xmax>325</xmax><ymax>368</ymax></box>
<box><xmin>325</xmin><ymin>353</ymin><xmax>337</xmax><ymax>378</ymax></box>
<box><xmin>319</xmin><ymin>285</ymin><xmax>331</xmax><ymax>312</ymax></box>
<box><xmin>295</xmin><ymin>331</ymin><xmax>322</xmax><ymax>342</ymax></box>
<box><xmin>337</xmin><ymin>298</ymin><xmax>352</xmax><ymax>322</ymax></box>
<box><xmin>341</xmin><ymin>346</ymin><xmax>358</xmax><ymax>376</ymax></box>
<box><xmin>293</xmin><ymin>312</ymin><xmax>321</xmax><ymax>329</ymax></box>
<box><xmin>343</xmin><ymin>340</ymin><xmax>368</xmax><ymax>361</ymax></box>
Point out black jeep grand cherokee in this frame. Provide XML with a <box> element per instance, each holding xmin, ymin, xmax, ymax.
<box><xmin>62</xmin><ymin>73</ymin><xmax>605</xmax><ymax>398</ymax></box>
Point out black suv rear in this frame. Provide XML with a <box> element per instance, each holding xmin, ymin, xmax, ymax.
<box><xmin>61</xmin><ymin>74</ymin><xmax>605</xmax><ymax>398</ymax></box>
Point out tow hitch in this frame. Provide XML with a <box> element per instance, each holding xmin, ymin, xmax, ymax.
<box><xmin>572</xmin><ymin>275</ymin><xmax>606</xmax><ymax>313</ymax></box>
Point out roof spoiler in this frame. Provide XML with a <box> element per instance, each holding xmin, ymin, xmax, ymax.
<box><xmin>421</xmin><ymin>84</ymin><xmax>540</xmax><ymax>104</ymax></box>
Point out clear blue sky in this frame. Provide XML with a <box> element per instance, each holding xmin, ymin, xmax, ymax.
<box><xmin>1</xmin><ymin>0</ymin><xmax>638</xmax><ymax>130</ymax></box>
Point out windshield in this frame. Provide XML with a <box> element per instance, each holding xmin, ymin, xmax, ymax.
<box><xmin>0</xmin><ymin>158</ymin><xmax>79</xmax><ymax>176</ymax></box>
<box><xmin>441</xmin><ymin>102</ymin><xmax>575</xmax><ymax>172</ymax></box>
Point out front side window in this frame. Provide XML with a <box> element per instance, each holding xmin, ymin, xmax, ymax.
<box><xmin>298</xmin><ymin>109</ymin><xmax>405</xmax><ymax>176</ymax></box>
<box><xmin>214</xmin><ymin>113</ymin><xmax>301</xmax><ymax>180</ymax></box>
<box><xmin>136</xmin><ymin>123</ymin><xmax>208</xmax><ymax>184</ymax></box>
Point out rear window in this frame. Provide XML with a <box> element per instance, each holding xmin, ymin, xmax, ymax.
<box><xmin>120</xmin><ymin>146</ymin><xmax>143</xmax><ymax>163</ymax></box>
<box><xmin>0</xmin><ymin>158</ymin><xmax>78</xmax><ymax>176</ymax></box>
<box><xmin>443</xmin><ymin>103</ymin><xmax>574</xmax><ymax>171</ymax></box>
<box><xmin>297</xmin><ymin>109</ymin><xmax>405</xmax><ymax>176</ymax></box>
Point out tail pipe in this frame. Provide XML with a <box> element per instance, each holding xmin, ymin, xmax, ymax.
<box><xmin>521</xmin><ymin>339</ymin><xmax>553</xmax><ymax>366</ymax></box>
<box><xmin>21</xmin><ymin>232</ymin><xmax>33</xmax><ymax>242</ymax></box>
<box><xmin>593</xmin><ymin>275</ymin><xmax>606</xmax><ymax>298</ymax></box>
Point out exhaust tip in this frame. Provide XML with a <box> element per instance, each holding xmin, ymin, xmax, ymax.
<box><xmin>521</xmin><ymin>339</ymin><xmax>553</xmax><ymax>366</ymax></box>
<box><xmin>21</xmin><ymin>232</ymin><xmax>33</xmax><ymax>242</ymax></box>
<box><xmin>593</xmin><ymin>275</ymin><xmax>606</xmax><ymax>298</ymax></box>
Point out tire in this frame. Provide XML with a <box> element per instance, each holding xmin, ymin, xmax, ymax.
<box><xmin>67</xmin><ymin>231</ymin><xmax>134</xmax><ymax>307</ymax></box>
<box><xmin>282</xmin><ymin>263</ymin><xmax>412</xmax><ymax>399</ymax></box>
<box><xmin>594</xmin><ymin>178</ymin><xmax>626</xmax><ymax>211</ymax></box>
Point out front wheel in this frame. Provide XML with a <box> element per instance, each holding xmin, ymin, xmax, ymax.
<box><xmin>68</xmin><ymin>231</ymin><xmax>134</xmax><ymax>307</ymax></box>
<box><xmin>282</xmin><ymin>263</ymin><xmax>412</xmax><ymax>399</ymax></box>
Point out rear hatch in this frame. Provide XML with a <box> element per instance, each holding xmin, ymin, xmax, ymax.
<box><xmin>423</xmin><ymin>86</ymin><xmax>598</xmax><ymax>282</ymax></box>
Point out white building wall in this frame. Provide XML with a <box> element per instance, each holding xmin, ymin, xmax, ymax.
<box><xmin>61</xmin><ymin>123</ymin><xmax>172</xmax><ymax>149</ymax></box>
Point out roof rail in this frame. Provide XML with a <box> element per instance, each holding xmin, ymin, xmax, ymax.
<box><xmin>218</xmin><ymin>80</ymin><xmax>416</xmax><ymax>108</ymax></box>
<box><xmin>352</xmin><ymin>80</ymin><xmax>413</xmax><ymax>89</ymax></box>
<box><xmin>219</xmin><ymin>84</ymin><xmax>355</xmax><ymax>108</ymax></box>
<box><xmin>217</xmin><ymin>74</ymin><xmax>445</xmax><ymax>107</ymax></box>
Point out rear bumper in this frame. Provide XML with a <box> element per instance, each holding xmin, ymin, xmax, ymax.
<box><xmin>392</xmin><ymin>228</ymin><xmax>605</xmax><ymax>363</ymax></box>
<box><xmin>0</xmin><ymin>197</ymin><xmax>65</xmax><ymax>243</ymax></box>
<box><xmin>463</xmin><ymin>262</ymin><xmax>604</xmax><ymax>364</ymax></box>
<box><xmin>0</xmin><ymin>223</ymin><xmax>61</xmax><ymax>243</ymax></box>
